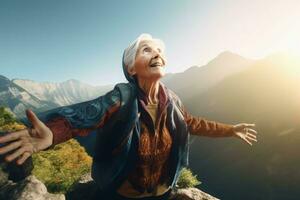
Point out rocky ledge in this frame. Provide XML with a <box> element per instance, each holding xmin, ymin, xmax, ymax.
<box><xmin>0</xmin><ymin>166</ymin><xmax>219</xmax><ymax>200</ymax></box>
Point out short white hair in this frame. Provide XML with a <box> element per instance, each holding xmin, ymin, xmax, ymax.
<box><xmin>123</xmin><ymin>33</ymin><xmax>165</xmax><ymax>70</ymax></box>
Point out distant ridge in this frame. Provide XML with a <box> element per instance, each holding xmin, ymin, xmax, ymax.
<box><xmin>12</xmin><ymin>79</ymin><xmax>113</xmax><ymax>106</ymax></box>
<box><xmin>162</xmin><ymin>51</ymin><xmax>254</xmax><ymax>101</ymax></box>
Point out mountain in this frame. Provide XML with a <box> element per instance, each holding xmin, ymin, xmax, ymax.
<box><xmin>0</xmin><ymin>76</ymin><xmax>113</xmax><ymax>117</ymax></box>
<box><xmin>0</xmin><ymin>75</ymin><xmax>58</xmax><ymax>116</ymax></box>
<box><xmin>12</xmin><ymin>79</ymin><xmax>113</xmax><ymax>106</ymax></box>
<box><xmin>162</xmin><ymin>51</ymin><xmax>254</xmax><ymax>102</ymax></box>
<box><xmin>184</xmin><ymin>53</ymin><xmax>300</xmax><ymax>200</ymax></box>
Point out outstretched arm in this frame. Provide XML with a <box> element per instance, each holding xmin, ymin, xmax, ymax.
<box><xmin>0</xmin><ymin>87</ymin><xmax>121</xmax><ymax>165</ymax></box>
<box><xmin>170</xmin><ymin>90</ymin><xmax>258</xmax><ymax>145</ymax></box>
<box><xmin>183</xmin><ymin>108</ymin><xmax>235</xmax><ymax>137</ymax></box>
<box><xmin>183</xmin><ymin>109</ymin><xmax>258</xmax><ymax>145</ymax></box>
<box><xmin>36</xmin><ymin>88</ymin><xmax>121</xmax><ymax>145</ymax></box>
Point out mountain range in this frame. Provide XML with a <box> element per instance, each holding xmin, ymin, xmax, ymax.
<box><xmin>161</xmin><ymin>51</ymin><xmax>254</xmax><ymax>102</ymax></box>
<box><xmin>0</xmin><ymin>77</ymin><xmax>113</xmax><ymax>117</ymax></box>
<box><xmin>13</xmin><ymin>79</ymin><xmax>113</xmax><ymax>107</ymax></box>
<box><xmin>0</xmin><ymin>75</ymin><xmax>57</xmax><ymax>116</ymax></box>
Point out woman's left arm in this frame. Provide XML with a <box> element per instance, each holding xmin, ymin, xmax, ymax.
<box><xmin>183</xmin><ymin>109</ymin><xmax>258</xmax><ymax>146</ymax></box>
<box><xmin>169</xmin><ymin>89</ymin><xmax>258</xmax><ymax>146</ymax></box>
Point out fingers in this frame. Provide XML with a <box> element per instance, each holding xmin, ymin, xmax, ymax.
<box><xmin>236</xmin><ymin>123</ymin><xmax>255</xmax><ymax>128</ymax></box>
<box><xmin>0</xmin><ymin>129</ymin><xmax>28</xmax><ymax>143</ymax></box>
<box><xmin>0</xmin><ymin>140</ymin><xmax>22</xmax><ymax>154</ymax></box>
<box><xmin>5</xmin><ymin>147</ymin><xmax>27</xmax><ymax>162</ymax></box>
<box><xmin>246</xmin><ymin>132</ymin><xmax>257</xmax><ymax>138</ymax></box>
<box><xmin>26</xmin><ymin>109</ymin><xmax>41</xmax><ymax>128</ymax></box>
<box><xmin>247</xmin><ymin>128</ymin><xmax>258</xmax><ymax>135</ymax></box>
<box><xmin>235</xmin><ymin>131</ymin><xmax>257</xmax><ymax>146</ymax></box>
<box><xmin>241</xmin><ymin>123</ymin><xmax>255</xmax><ymax>128</ymax></box>
<box><xmin>238</xmin><ymin>123</ymin><xmax>258</xmax><ymax>135</ymax></box>
<box><xmin>234</xmin><ymin>123</ymin><xmax>258</xmax><ymax>146</ymax></box>
<box><xmin>247</xmin><ymin>135</ymin><xmax>257</xmax><ymax>142</ymax></box>
<box><xmin>242</xmin><ymin>137</ymin><xmax>253</xmax><ymax>146</ymax></box>
<box><xmin>246</xmin><ymin>132</ymin><xmax>257</xmax><ymax>140</ymax></box>
<box><xmin>17</xmin><ymin>152</ymin><xmax>31</xmax><ymax>165</ymax></box>
<box><xmin>243</xmin><ymin>132</ymin><xmax>257</xmax><ymax>145</ymax></box>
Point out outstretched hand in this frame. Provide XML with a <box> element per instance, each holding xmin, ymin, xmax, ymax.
<box><xmin>0</xmin><ymin>110</ymin><xmax>53</xmax><ymax>165</ymax></box>
<box><xmin>232</xmin><ymin>123</ymin><xmax>258</xmax><ymax>146</ymax></box>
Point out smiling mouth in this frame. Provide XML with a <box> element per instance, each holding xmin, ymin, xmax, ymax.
<box><xmin>150</xmin><ymin>62</ymin><xmax>163</xmax><ymax>68</ymax></box>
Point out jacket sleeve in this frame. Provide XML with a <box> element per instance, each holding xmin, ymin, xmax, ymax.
<box><xmin>170</xmin><ymin>90</ymin><xmax>235</xmax><ymax>137</ymax></box>
<box><xmin>19</xmin><ymin>87</ymin><xmax>121</xmax><ymax>146</ymax></box>
<box><xmin>182</xmin><ymin>109</ymin><xmax>235</xmax><ymax>137</ymax></box>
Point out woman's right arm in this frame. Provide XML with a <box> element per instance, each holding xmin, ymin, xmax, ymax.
<box><xmin>35</xmin><ymin>88</ymin><xmax>121</xmax><ymax>146</ymax></box>
<box><xmin>0</xmin><ymin>86</ymin><xmax>121</xmax><ymax>164</ymax></box>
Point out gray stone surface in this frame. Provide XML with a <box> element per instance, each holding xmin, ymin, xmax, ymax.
<box><xmin>169</xmin><ymin>188</ymin><xmax>220</xmax><ymax>200</ymax></box>
<box><xmin>0</xmin><ymin>175</ymin><xmax>65</xmax><ymax>200</ymax></box>
<box><xmin>66</xmin><ymin>173</ymin><xmax>220</xmax><ymax>200</ymax></box>
<box><xmin>0</xmin><ymin>170</ymin><xmax>219</xmax><ymax>200</ymax></box>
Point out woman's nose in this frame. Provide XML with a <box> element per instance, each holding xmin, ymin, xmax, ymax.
<box><xmin>152</xmin><ymin>52</ymin><xmax>166</xmax><ymax>65</ymax></box>
<box><xmin>152</xmin><ymin>49</ymin><xmax>162</xmax><ymax>58</ymax></box>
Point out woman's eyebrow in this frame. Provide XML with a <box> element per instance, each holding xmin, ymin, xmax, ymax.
<box><xmin>138</xmin><ymin>44</ymin><xmax>150</xmax><ymax>52</ymax></box>
<box><xmin>140</xmin><ymin>44</ymin><xmax>149</xmax><ymax>48</ymax></box>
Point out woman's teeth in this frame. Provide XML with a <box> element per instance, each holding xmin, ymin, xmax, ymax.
<box><xmin>150</xmin><ymin>63</ymin><xmax>162</xmax><ymax>67</ymax></box>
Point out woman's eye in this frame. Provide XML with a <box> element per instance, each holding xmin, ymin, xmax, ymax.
<box><xmin>143</xmin><ymin>47</ymin><xmax>151</xmax><ymax>52</ymax></box>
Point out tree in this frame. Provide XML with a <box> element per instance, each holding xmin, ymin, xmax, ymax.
<box><xmin>0</xmin><ymin>106</ymin><xmax>24</xmax><ymax>131</ymax></box>
<box><xmin>32</xmin><ymin>139</ymin><xmax>92</xmax><ymax>193</ymax></box>
<box><xmin>0</xmin><ymin>107</ymin><xmax>14</xmax><ymax>125</ymax></box>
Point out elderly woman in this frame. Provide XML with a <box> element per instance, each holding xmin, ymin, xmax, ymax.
<box><xmin>0</xmin><ymin>34</ymin><xmax>257</xmax><ymax>200</ymax></box>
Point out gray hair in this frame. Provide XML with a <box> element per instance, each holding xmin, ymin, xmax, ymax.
<box><xmin>123</xmin><ymin>33</ymin><xmax>165</xmax><ymax>70</ymax></box>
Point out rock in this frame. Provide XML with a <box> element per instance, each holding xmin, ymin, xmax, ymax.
<box><xmin>169</xmin><ymin>188</ymin><xmax>220</xmax><ymax>200</ymax></box>
<box><xmin>7</xmin><ymin>157</ymin><xmax>34</xmax><ymax>182</ymax></box>
<box><xmin>0</xmin><ymin>162</ymin><xmax>9</xmax><ymax>187</ymax></box>
<box><xmin>0</xmin><ymin>150</ymin><xmax>34</xmax><ymax>183</ymax></box>
<box><xmin>0</xmin><ymin>175</ymin><xmax>65</xmax><ymax>200</ymax></box>
<box><xmin>66</xmin><ymin>173</ymin><xmax>220</xmax><ymax>200</ymax></box>
<box><xmin>65</xmin><ymin>173</ymin><xmax>98</xmax><ymax>200</ymax></box>
<box><xmin>1</xmin><ymin>169</ymin><xmax>220</xmax><ymax>200</ymax></box>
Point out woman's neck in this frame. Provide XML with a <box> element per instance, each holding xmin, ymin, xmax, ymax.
<box><xmin>137</xmin><ymin>78</ymin><xmax>160</xmax><ymax>104</ymax></box>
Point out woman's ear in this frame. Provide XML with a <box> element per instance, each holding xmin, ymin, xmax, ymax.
<box><xmin>127</xmin><ymin>66</ymin><xmax>136</xmax><ymax>76</ymax></box>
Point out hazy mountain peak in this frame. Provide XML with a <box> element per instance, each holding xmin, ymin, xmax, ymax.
<box><xmin>0</xmin><ymin>75</ymin><xmax>10</xmax><ymax>80</ymax></box>
<box><xmin>208</xmin><ymin>51</ymin><xmax>251</xmax><ymax>66</ymax></box>
<box><xmin>184</xmin><ymin>65</ymin><xmax>200</xmax><ymax>72</ymax></box>
<box><xmin>162</xmin><ymin>51</ymin><xmax>255</xmax><ymax>101</ymax></box>
<box><xmin>217</xmin><ymin>50</ymin><xmax>239</xmax><ymax>57</ymax></box>
<box><xmin>12</xmin><ymin>78</ymin><xmax>35</xmax><ymax>82</ymax></box>
<box><xmin>64</xmin><ymin>79</ymin><xmax>82</xmax><ymax>84</ymax></box>
<box><xmin>0</xmin><ymin>75</ymin><xmax>10</xmax><ymax>85</ymax></box>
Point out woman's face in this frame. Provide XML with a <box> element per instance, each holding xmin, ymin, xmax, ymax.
<box><xmin>129</xmin><ymin>40</ymin><xmax>166</xmax><ymax>81</ymax></box>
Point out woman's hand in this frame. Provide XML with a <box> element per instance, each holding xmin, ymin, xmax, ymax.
<box><xmin>232</xmin><ymin>123</ymin><xmax>258</xmax><ymax>146</ymax></box>
<box><xmin>0</xmin><ymin>109</ymin><xmax>53</xmax><ymax>165</ymax></box>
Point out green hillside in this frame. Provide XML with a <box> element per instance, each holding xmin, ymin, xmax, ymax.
<box><xmin>0</xmin><ymin>106</ymin><xmax>92</xmax><ymax>193</ymax></box>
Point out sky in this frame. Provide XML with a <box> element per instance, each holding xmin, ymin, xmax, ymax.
<box><xmin>1</xmin><ymin>0</ymin><xmax>300</xmax><ymax>86</ymax></box>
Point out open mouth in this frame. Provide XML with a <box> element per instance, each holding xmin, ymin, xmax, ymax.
<box><xmin>150</xmin><ymin>62</ymin><xmax>163</xmax><ymax>68</ymax></box>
